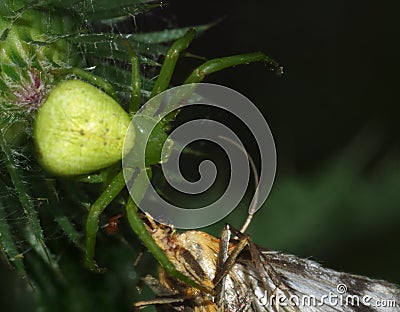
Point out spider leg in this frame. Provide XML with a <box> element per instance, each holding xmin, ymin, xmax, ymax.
<box><xmin>123</xmin><ymin>39</ymin><xmax>141</xmax><ymax>114</ymax></box>
<box><xmin>150</xmin><ymin>29</ymin><xmax>196</xmax><ymax>98</ymax></box>
<box><xmin>51</xmin><ymin>67</ymin><xmax>117</xmax><ymax>100</ymax></box>
<box><xmin>125</xmin><ymin>193</ymin><xmax>207</xmax><ymax>292</ymax></box>
<box><xmin>84</xmin><ymin>171</ymin><xmax>126</xmax><ymax>270</ymax></box>
<box><xmin>184</xmin><ymin>52</ymin><xmax>282</xmax><ymax>84</ymax></box>
<box><xmin>83</xmin><ymin>30</ymin><xmax>196</xmax><ymax>271</ymax></box>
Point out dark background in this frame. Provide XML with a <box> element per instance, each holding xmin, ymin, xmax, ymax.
<box><xmin>163</xmin><ymin>0</ymin><xmax>400</xmax><ymax>284</ymax></box>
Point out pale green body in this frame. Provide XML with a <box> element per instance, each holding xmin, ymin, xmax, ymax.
<box><xmin>34</xmin><ymin>80</ymin><xmax>133</xmax><ymax>176</ymax></box>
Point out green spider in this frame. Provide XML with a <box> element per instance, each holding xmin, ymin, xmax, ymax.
<box><xmin>33</xmin><ymin>28</ymin><xmax>281</xmax><ymax>289</ymax></box>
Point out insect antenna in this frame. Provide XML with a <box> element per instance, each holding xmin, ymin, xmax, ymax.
<box><xmin>218</xmin><ymin>135</ymin><xmax>260</xmax><ymax>233</ymax></box>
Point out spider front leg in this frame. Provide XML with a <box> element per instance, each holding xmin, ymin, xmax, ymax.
<box><xmin>84</xmin><ymin>171</ymin><xmax>125</xmax><ymax>270</ymax></box>
<box><xmin>51</xmin><ymin>67</ymin><xmax>117</xmax><ymax>100</ymax></box>
<box><xmin>150</xmin><ymin>34</ymin><xmax>282</xmax><ymax>122</ymax></box>
<box><xmin>125</xmin><ymin>192</ymin><xmax>207</xmax><ymax>291</ymax></box>
<box><xmin>83</xmin><ymin>28</ymin><xmax>282</xmax><ymax>272</ymax></box>
<box><xmin>150</xmin><ymin>28</ymin><xmax>196</xmax><ymax>98</ymax></box>
<box><xmin>83</xmin><ymin>29</ymin><xmax>197</xmax><ymax>270</ymax></box>
<box><xmin>184</xmin><ymin>51</ymin><xmax>283</xmax><ymax>84</ymax></box>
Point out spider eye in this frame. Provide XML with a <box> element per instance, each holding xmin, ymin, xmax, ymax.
<box><xmin>33</xmin><ymin>79</ymin><xmax>134</xmax><ymax>176</ymax></box>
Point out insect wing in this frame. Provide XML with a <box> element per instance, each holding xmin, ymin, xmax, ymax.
<box><xmin>225</xmin><ymin>248</ymin><xmax>400</xmax><ymax>312</ymax></box>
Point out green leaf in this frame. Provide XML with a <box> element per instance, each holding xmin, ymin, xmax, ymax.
<box><xmin>0</xmin><ymin>195</ymin><xmax>27</xmax><ymax>279</ymax></box>
<box><xmin>131</xmin><ymin>23</ymin><xmax>214</xmax><ymax>44</ymax></box>
<box><xmin>67</xmin><ymin>33</ymin><xmax>169</xmax><ymax>59</ymax></box>
<box><xmin>0</xmin><ymin>130</ymin><xmax>58</xmax><ymax>272</ymax></box>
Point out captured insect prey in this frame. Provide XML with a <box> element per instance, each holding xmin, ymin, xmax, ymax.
<box><xmin>134</xmin><ymin>216</ymin><xmax>400</xmax><ymax>312</ymax></box>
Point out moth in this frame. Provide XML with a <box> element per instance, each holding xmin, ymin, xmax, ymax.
<box><xmin>134</xmin><ymin>216</ymin><xmax>399</xmax><ymax>312</ymax></box>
